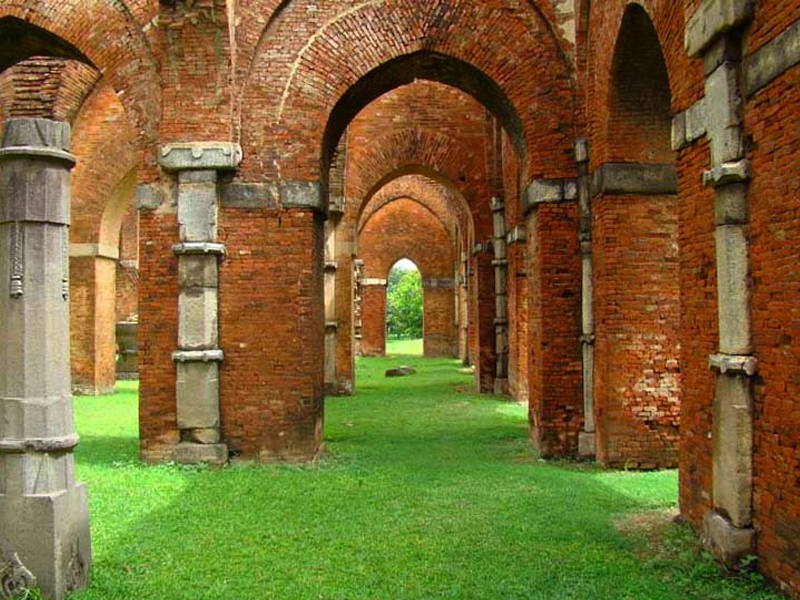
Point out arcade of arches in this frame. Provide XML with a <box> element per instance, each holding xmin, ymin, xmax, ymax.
<box><xmin>0</xmin><ymin>1</ymin><xmax>798</xmax><ymax>598</ymax></box>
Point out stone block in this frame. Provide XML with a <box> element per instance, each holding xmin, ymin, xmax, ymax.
<box><xmin>713</xmin><ymin>372</ymin><xmax>753</xmax><ymax>527</ymax></box>
<box><xmin>715</xmin><ymin>225</ymin><xmax>752</xmax><ymax>354</ymax></box>
<box><xmin>590</xmin><ymin>163</ymin><xmax>677</xmax><ymax>196</ymax></box>
<box><xmin>183</xmin><ymin>428</ymin><xmax>220</xmax><ymax>445</ymax></box>
<box><xmin>179</xmin><ymin>255</ymin><xmax>219</xmax><ymax>289</ymax></box>
<box><xmin>703</xmin><ymin>511</ymin><xmax>756</xmax><ymax>567</ymax></box>
<box><xmin>173</xmin><ymin>443</ymin><xmax>228</xmax><ymax>465</ymax></box>
<box><xmin>0</xmin><ymin>152</ymin><xmax>72</xmax><ymax>225</ymax></box>
<box><xmin>705</xmin><ymin>63</ymin><xmax>744</xmax><ymax>166</ymax></box>
<box><xmin>159</xmin><ymin>142</ymin><xmax>242</xmax><ymax>171</ymax></box>
<box><xmin>178</xmin><ymin>178</ymin><xmax>218</xmax><ymax>242</ymax></box>
<box><xmin>522</xmin><ymin>178</ymin><xmax>577</xmax><ymax>214</ymax></box>
<box><xmin>0</xmin><ymin>483</ymin><xmax>91</xmax><ymax>600</ymax></box>
<box><xmin>280</xmin><ymin>180</ymin><xmax>322</xmax><ymax>211</ymax></box>
<box><xmin>714</xmin><ymin>182</ymin><xmax>748</xmax><ymax>225</ymax></box>
<box><xmin>686</xmin><ymin>0</ymin><xmax>753</xmax><ymax>57</ymax></box>
<box><xmin>178</xmin><ymin>288</ymin><xmax>219</xmax><ymax>350</ymax></box>
<box><xmin>744</xmin><ymin>17</ymin><xmax>800</xmax><ymax>97</ymax></box>
<box><xmin>176</xmin><ymin>360</ymin><xmax>221</xmax><ymax>430</ymax></box>
<box><xmin>220</xmin><ymin>182</ymin><xmax>278</xmax><ymax>209</ymax></box>
<box><xmin>2</xmin><ymin>118</ymin><xmax>71</xmax><ymax>151</ymax></box>
<box><xmin>578</xmin><ymin>431</ymin><xmax>596</xmax><ymax>457</ymax></box>
<box><xmin>135</xmin><ymin>183</ymin><xmax>165</xmax><ymax>211</ymax></box>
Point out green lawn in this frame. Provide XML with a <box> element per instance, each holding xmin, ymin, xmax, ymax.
<box><xmin>69</xmin><ymin>357</ymin><xmax>783</xmax><ymax>600</ymax></box>
<box><xmin>387</xmin><ymin>337</ymin><xmax>423</xmax><ymax>356</ymax></box>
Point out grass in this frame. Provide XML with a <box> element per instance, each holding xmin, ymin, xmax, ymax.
<box><xmin>68</xmin><ymin>358</ymin><xmax>785</xmax><ymax>600</ymax></box>
<box><xmin>387</xmin><ymin>337</ymin><xmax>423</xmax><ymax>356</ymax></box>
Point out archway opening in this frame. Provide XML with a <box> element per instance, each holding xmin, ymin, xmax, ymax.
<box><xmin>386</xmin><ymin>259</ymin><xmax>423</xmax><ymax>357</ymax></box>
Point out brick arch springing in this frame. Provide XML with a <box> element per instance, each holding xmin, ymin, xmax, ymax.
<box><xmin>238</xmin><ymin>0</ymin><xmax>575</xmax><ymax>185</ymax></box>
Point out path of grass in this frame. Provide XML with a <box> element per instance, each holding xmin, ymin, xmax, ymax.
<box><xmin>70</xmin><ymin>357</ymin><xmax>784</xmax><ymax>599</ymax></box>
<box><xmin>387</xmin><ymin>337</ymin><xmax>423</xmax><ymax>355</ymax></box>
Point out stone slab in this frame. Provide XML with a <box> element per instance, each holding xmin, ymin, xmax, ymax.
<box><xmin>578</xmin><ymin>431</ymin><xmax>596</xmax><ymax>457</ymax></box>
<box><xmin>179</xmin><ymin>255</ymin><xmax>219</xmax><ymax>289</ymax></box>
<box><xmin>176</xmin><ymin>360</ymin><xmax>221</xmax><ymax>430</ymax></box>
<box><xmin>703</xmin><ymin>510</ymin><xmax>756</xmax><ymax>567</ymax></box>
<box><xmin>522</xmin><ymin>178</ymin><xmax>578</xmax><ymax>214</ymax></box>
<box><xmin>0</xmin><ymin>483</ymin><xmax>91</xmax><ymax>600</ymax></box>
<box><xmin>220</xmin><ymin>182</ymin><xmax>279</xmax><ymax>209</ymax></box>
<box><xmin>159</xmin><ymin>142</ymin><xmax>242</xmax><ymax>172</ymax></box>
<box><xmin>281</xmin><ymin>180</ymin><xmax>322</xmax><ymax>211</ymax></box>
<box><xmin>745</xmin><ymin>17</ymin><xmax>800</xmax><ymax>97</ymax></box>
<box><xmin>713</xmin><ymin>372</ymin><xmax>753</xmax><ymax>528</ymax></box>
<box><xmin>178</xmin><ymin>288</ymin><xmax>219</xmax><ymax>350</ymax></box>
<box><xmin>178</xmin><ymin>178</ymin><xmax>218</xmax><ymax>242</ymax></box>
<box><xmin>590</xmin><ymin>163</ymin><xmax>677</xmax><ymax>197</ymax></box>
<box><xmin>715</xmin><ymin>224</ymin><xmax>752</xmax><ymax>354</ymax></box>
<box><xmin>173</xmin><ymin>442</ymin><xmax>228</xmax><ymax>465</ymax></box>
<box><xmin>686</xmin><ymin>0</ymin><xmax>753</xmax><ymax>57</ymax></box>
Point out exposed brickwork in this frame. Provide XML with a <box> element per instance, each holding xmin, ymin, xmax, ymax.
<box><xmin>526</xmin><ymin>203</ymin><xmax>582</xmax><ymax>456</ymax></box>
<box><xmin>745</xmin><ymin>48</ymin><xmax>800</xmax><ymax>598</ymax></box>
<box><xmin>359</xmin><ymin>198</ymin><xmax>457</xmax><ymax>358</ymax></box>
<box><xmin>1</xmin><ymin>2</ymin><xmax>799</xmax><ymax>594</ymax></box>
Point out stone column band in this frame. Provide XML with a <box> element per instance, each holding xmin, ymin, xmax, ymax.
<box><xmin>0</xmin><ymin>118</ymin><xmax>91</xmax><ymax>600</ymax></box>
<box><xmin>159</xmin><ymin>142</ymin><xmax>242</xmax><ymax>465</ymax></box>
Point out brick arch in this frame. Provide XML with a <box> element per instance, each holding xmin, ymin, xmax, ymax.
<box><xmin>358</xmin><ymin>174</ymin><xmax>471</xmax><ymax>241</ymax></box>
<box><xmin>238</xmin><ymin>0</ymin><xmax>575</xmax><ymax>185</ymax></box>
<box><xmin>0</xmin><ymin>5</ymin><xmax>161</xmax><ymax>172</ymax></box>
<box><xmin>358</xmin><ymin>197</ymin><xmax>459</xmax><ymax>358</ymax></box>
<box><xmin>359</xmin><ymin>167</ymin><xmax>476</xmax><ymax>249</ymax></box>
<box><xmin>605</xmin><ymin>3</ymin><xmax>674</xmax><ymax>164</ymax></box>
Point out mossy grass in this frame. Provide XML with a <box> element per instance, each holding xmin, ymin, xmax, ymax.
<box><xmin>69</xmin><ymin>359</ymin><xmax>785</xmax><ymax>599</ymax></box>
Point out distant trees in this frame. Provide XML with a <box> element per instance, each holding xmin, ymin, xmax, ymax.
<box><xmin>386</xmin><ymin>264</ymin><xmax>423</xmax><ymax>339</ymax></box>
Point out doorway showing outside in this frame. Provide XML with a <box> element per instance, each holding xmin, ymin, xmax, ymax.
<box><xmin>386</xmin><ymin>259</ymin><xmax>423</xmax><ymax>356</ymax></box>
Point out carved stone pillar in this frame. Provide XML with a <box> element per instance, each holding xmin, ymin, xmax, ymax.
<box><xmin>575</xmin><ymin>138</ymin><xmax>596</xmax><ymax>457</ymax></box>
<box><xmin>323</xmin><ymin>217</ymin><xmax>338</xmax><ymax>394</ymax></box>
<box><xmin>158</xmin><ymin>143</ymin><xmax>241</xmax><ymax>465</ymax></box>
<box><xmin>685</xmin><ymin>0</ymin><xmax>756</xmax><ymax>566</ymax></box>
<box><xmin>491</xmin><ymin>198</ymin><xmax>509</xmax><ymax>395</ymax></box>
<box><xmin>0</xmin><ymin>118</ymin><xmax>91</xmax><ymax>600</ymax></box>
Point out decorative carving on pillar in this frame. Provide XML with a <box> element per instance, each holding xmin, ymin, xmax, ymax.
<box><xmin>0</xmin><ymin>542</ymin><xmax>36</xmax><ymax>600</ymax></box>
<box><xmin>65</xmin><ymin>540</ymin><xmax>86</xmax><ymax>593</ymax></box>
<box><xmin>9</xmin><ymin>222</ymin><xmax>23</xmax><ymax>298</ymax></box>
<box><xmin>61</xmin><ymin>228</ymin><xmax>69</xmax><ymax>301</ymax></box>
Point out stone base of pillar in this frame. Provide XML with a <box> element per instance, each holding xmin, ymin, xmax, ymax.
<box><xmin>0</xmin><ymin>485</ymin><xmax>91</xmax><ymax>600</ymax></box>
<box><xmin>326</xmin><ymin>379</ymin><xmax>353</xmax><ymax>397</ymax></box>
<box><xmin>493</xmin><ymin>378</ymin><xmax>509</xmax><ymax>395</ymax></box>
<box><xmin>173</xmin><ymin>442</ymin><xmax>228</xmax><ymax>465</ymax></box>
<box><xmin>578</xmin><ymin>431</ymin><xmax>596</xmax><ymax>458</ymax></box>
<box><xmin>702</xmin><ymin>511</ymin><xmax>756</xmax><ymax>568</ymax></box>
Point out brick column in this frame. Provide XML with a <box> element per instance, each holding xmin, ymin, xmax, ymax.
<box><xmin>422</xmin><ymin>277</ymin><xmax>457</xmax><ymax>357</ymax></box>
<box><xmin>685</xmin><ymin>0</ymin><xmax>756</xmax><ymax>566</ymax></box>
<box><xmin>158</xmin><ymin>143</ymin><xmax>241</xmax><ymax>465</ymax></box>
<box><xmin>0</xmin><ymin>119</ymin><xmax>91</xmax><ymax>600</ymax></box>
<box><xmin>359</xmin><ymin>279</ymin><xmax>387</xmax><ymax>357</ymax></box>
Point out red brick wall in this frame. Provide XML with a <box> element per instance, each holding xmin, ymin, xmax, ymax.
<box><xmin>218</xmin><ymin>208</ymin><xmax>325</xmax><ymax>461</ymax></box>
<box><xmin>526</xmin><ymin>203</ymin><xmax>582</xmax><ymax>456</ymax></box>
<box><xmin>358</xmin><ymin>198</ymin><xmax>457</xmax><ymax>358</ymax></box>
<box><xmin>592</xmin><ymin>194</ymin><xmax>680</xmax><ymax>468</ymax></box>
<box><xmin>745</xmin><ymin>25</ymin><xmax>800</xmax><ymax>596</ymax></box>
<box><xmin>360</xmin><ymin>286</ymin><xmax>387</xmax><ymax>358</ymax></box>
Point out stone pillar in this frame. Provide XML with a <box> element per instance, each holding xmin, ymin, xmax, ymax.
<box><xmin>323</xmin><ymin>217</ymin><xmax>338</xmax><ymax>394</ymax></box>
<box><xmin>353</xmin><ymin>259</ymin><xmax>364</xmax><ymax>356</ymax></box>
<box><xmin>685</xmin><ymin>0</ymin><xmax>756</xmax><ymax>566</ymax></box>
<box><xmin>491</xmin><ymin>198</ymin><xmax>509</xmax><ymax>395</ymax></box>
<box><xmin>0</xmin><ymin>118</ymin><xmax>91</xmax><ymax>600</ymax></box>
<box><xmin>158</xmin><ymin>143</ymin><xmax>241</xmax><ymax>465</ymax></box>
<box><xmin>575</xmin><ymin>138</ymin><xmax>596</xmax><ymax>457</ymax></box>
<box><xmin>458</xmin><ymin>251</ymin><xmax>470</xmax><ymax>365</ymax></box>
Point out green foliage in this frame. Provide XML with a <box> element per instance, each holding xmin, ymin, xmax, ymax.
<box><xmin>386</xmin><ymin>265</ymin><xmax>422</xmax><ymax>339</ymax></box>
<box><xmin>69</xmin><ymin>372</ymin><xmax>786</xmax><ymax>600</ymax></box>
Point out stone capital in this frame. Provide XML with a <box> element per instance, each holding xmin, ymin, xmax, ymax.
<box><xmin>159</xmin><ymin>142</ymin><xmax>242</xmax><ymax>172</ymax></box>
